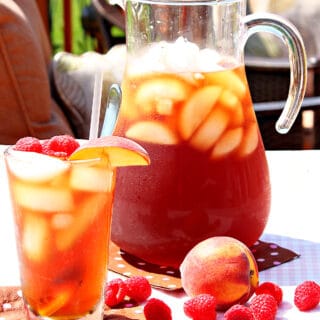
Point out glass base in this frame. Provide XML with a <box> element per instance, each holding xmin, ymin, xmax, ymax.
<box><xmin>26</xmin><ymin>300</ymin><xmax>104</xmax><ymax>320</ymax></box>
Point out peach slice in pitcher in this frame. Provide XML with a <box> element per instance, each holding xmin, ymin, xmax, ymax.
<box><xmin>179</xmin><ymin>85</ymin><xmax>222</xmax><ymax>140</ymax></box>
<box><xmin>126</xmin><ymin>121</ymin><xmax>179</xmax><ymax>145</ymax></box>
<box><xmin>204</xmin><ymin>69</ymin><xmax>246</xmax><ymax>100</ymax></box>
<box><xmin>189</xmin><ymin>109</ymin><xmax>229</xmax><ymax>151</ymax></box>
<box><xmin>134</xmin><ymin>75</ymin><xmax>190</xmax><ymax>115</ymax></box>
<box><xmin>211</xmin><ymin>127</ymin><xmax>243</xmax><ymax>159</ymax></box>
<box><xmin>218</xmin><ymin>90</ymin><xmax>244</xmax><ymax>127</ymax></box>
<box><xmin>238</xmin><ymin>123</ymin><xmax>259</xmax><ymax>157</ymax></box>
<box><xmin>68</xmin><ymin>136</ymin><xmax>150</xmax><ymax>167</ymax></box>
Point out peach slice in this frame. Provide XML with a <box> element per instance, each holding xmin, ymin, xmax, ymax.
<box><xmin>238</xmin><ymin>123</ymin><xmax>259</xmax><ymax>157</ymax></box>
<box><xmin>55</xmin><ymin>193</ymin><xmax>106</xmax><ymax>251</ymax></box>
<box><xmin>211</xmin><ymin>127</ymin><xmax>243</xmax><ymax>159</ymax></box>
<box><xmin>180</xmin><ymin>236</ymin><xmax>259</xmax><ymax>311</ymax></box>
<box><xmin>68</xmin><ymin>136</ymin><xmax>150</xmax><ymax>167</ymax></box>
<box><xmin>179</xmin><ymin>85</ymin><xmax>222</xmax><ymax>140</ymax></box>
<box><xmin>205</xmin><ymin>69</ymin><xmax>246</xmax><ymax>100</ymax></box>
<box><xmin>37</xmin><ymin>285</ymin><xmax>74</xmax><ymax>316</ymax></box>
<box><xmin>134</xmin><ymin>76</ymin><xmax>189</xmax><ymax>115</ymax></box>
<box><xmin>189</xmin><ymin>109</ymin><xmax>228</xmax><ymax>151</ymax></box>
<box><xmin>218</xmin><ymin>90</ymin><xmax>244</xmax><ymax>127</ymax></box>
<box><xmin>126</xmin><ymin>121</ymin><xmax>179</xmax><ymax>145</ymax></box>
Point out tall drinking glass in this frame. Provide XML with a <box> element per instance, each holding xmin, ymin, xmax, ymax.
<box><xmin>5</xmin><ymin>148</ymin><xmax>115</xmax><ymax>319</ymax></box>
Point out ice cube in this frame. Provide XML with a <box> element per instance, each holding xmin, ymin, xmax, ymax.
<box><xmin>55</xmin><ymin>194</ymin><xmax>107</xmax><ymax>251</ymax></box>
<box><xmin>211</xmin><ymin>127</ymin><xmax>243</xmax><ymax>158</ymax></box>
<box><xmin>70</xmin><ymin>166</ymin><xmax>114</xmax><ymax>192</ymax></box>
<box><xmin>126</xmin><ymin>121</ymin><xmax>179</xmax><ymax>145</ymax></box>
<box><xmin>164</xmin><ymin>37</ymin><xmax>200</xmax><ymax>72</ymax></box>
<box><xmin>7</xmin><ymin>151</ymin><xmax>70</xmax><ymax>183</ymax></box>
<box><xmin>196</xmin><ymin>48</ymin><xmax>223</xmax><ymax>72</ymax></box>
<box><xmin>51</xmin><ymin>213</ymin><xmax>74</xmax><ymax>229</ymax></box>
<box><xmin>190</xmin><ymin>109</ymin><xmax>229</xmax><ymax>151</ymax></box>
<box><xmin>13</xmin><ymin>182</ymin><xmax>74</xmax><ymax>212</ymax></box>
<box><xmin>22</xmin><ymin>214</ymin><xmax>49</xmax><ymax>262</ymax></box>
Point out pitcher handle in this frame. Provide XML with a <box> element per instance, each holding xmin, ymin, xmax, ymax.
<box><xmin>243</xmin><ymin>13</ymin><xmax>307</xmax><ymax>134</ymax></box>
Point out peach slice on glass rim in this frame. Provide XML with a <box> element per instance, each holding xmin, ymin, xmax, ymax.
<box><xmin>68</xmin><ymin>136</ymin><xmax>150</xmax><ymax>167</ymax></box>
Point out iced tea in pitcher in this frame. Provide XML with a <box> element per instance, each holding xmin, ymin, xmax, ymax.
<box><xmin>112</xmin><ymin>41</ymin><xmax>271</xmax><ymax>268</ymax></box>
<box><xmin>111</xmin><ymin>0</ymin><xmax>307</xmax><ymax>268</ymax></box>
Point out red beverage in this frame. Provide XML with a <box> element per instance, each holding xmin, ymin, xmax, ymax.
<box><xmin>5</xmin><ymin>149</ymin><xmax>115</xmax><ymax>318</ymax></box>
<box><xmin>112</xmin><ymin>65</ymin><xmax>271</xmax><ymax>268</ymax></box>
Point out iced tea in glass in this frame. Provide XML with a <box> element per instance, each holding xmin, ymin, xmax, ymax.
<box><xmin>5</xmin><ymin>148</ymin><xmax>115</xmax><ymax>319</ymax></box>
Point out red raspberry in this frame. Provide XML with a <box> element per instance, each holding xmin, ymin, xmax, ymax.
<box><xmin>249</xmin><ymin>293</ymin><xmax>278</xmax><ymax>320</ymax></box>
<box><xmin>294</xmin><ymin>280</ymin><xmax>320</xmax><ymax>311</ymax></box>
<box><xmin>184</xmin><ymin>294</ymin><xmax>217</xmax><ymax>320</ymax></box>
<box><xmin>104</xmin><ymin>278</ymin><xmax>127</xmax><ymax>307</ymax></box>
<box><xmin>255</xmin><ymin>282</ymin><xmax>283</xmax><ymax>305</ymax></box>
<box><xmin>14</xmin><ymin>137</ymin><xmax>42</xmax><ymax>153</ymax></box>
<box><xmin>144</xmin><ymin>298</ymin><xmax>172</xmax><ymax>320</ymax></box>
<box><xmin>223</xmin><ymin>304</ymin><xmax>255</xmax><ymax>320</ymax></box>
<box><xmin>42</xmin><ymin>135</ymin><xmax>79</xmax><ymax>158</ymax></box>
<box><xmin>124</xmin><ymin>276</ymin><xmax>152</xmax><ymax>302</ymax></box>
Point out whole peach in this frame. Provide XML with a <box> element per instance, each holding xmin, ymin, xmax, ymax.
<box><xmin>180</xmin><ymin>236</ymin><xmax>259</xmax><ymax>311</ymax></box>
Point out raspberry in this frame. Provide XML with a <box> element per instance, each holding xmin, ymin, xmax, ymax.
<box><xmin>124</xmin><ymin>276</ymin><xmax>152</xmax><ymax>302</ymax></box>
<box><xmin>14</xmin><ymin>137</ymin><xmax>42</xmax><ymax>153</ymax></box>
<box><xmin>249</xmin><ymin>294</ymin><xmax>278</xmax><ymax>320</ymax></box>
<box><xmin>223</xmin><ymin>304</ymin><xmax>255</xmax><ymax>320</ymax></box>
<box><xmin>104</xmin><ymin>278</ymin><xmax>127</xmax><ymax>307</ymax></box>
<box><xmin>42</xmin><ymin>135</ymin><xmax>79</xmax><ymax>158</ymax></box>
<box><xmin>255</xmin><ymin>282</ymin><xmax>283</xmax><ymax>305</ymax></box>
<box><xmin>184</xmin><ymin>294</ymin><xmax>217</xmax><ymax>320</ymax></box>
<box><xmin>294</xmin><ymin>280</ymin><xmax>320</xmax><ymax>311</ymax></box>
<box><xmin>144</xmin><ymin>298</ymin><xmax>172</xmax><ymax>320</ymax></box>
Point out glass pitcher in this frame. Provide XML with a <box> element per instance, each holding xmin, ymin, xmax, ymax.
<box><xmin>110</xmin><ymin>0</ymin><xmax>307</xmax><ymax>268</ymax></box>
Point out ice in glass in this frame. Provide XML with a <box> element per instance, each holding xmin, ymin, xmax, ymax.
<box><xmin>5</xmin><ymin>149</ymin><xmax>115</xmax><ymax>319</ymax></box>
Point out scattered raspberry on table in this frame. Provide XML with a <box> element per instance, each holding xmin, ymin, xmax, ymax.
<box><xmin>294</xmin><ymin>280</ymin><xmax>320</xmax><ymax>311</ymax></box>
<box><xmin>184</xmin><ymin>294</ymin><xmax>217</xmax><ymax>320</ymax></box>
<box><xmin>249</xmin><ymin>293</ymin><xmax>278</xmax><ymax>320</ymax></box>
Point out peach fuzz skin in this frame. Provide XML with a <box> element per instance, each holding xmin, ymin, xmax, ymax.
<box><xmin>180</xmin><ymin>236</ymin><xmax>259</xmax><ymax>311</ymax></box>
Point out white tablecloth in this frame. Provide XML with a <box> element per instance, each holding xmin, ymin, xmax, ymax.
<box><xmin>1</xmin><ymin>148</ymin><xmax>320</xmax><ymax>318</ymax></box>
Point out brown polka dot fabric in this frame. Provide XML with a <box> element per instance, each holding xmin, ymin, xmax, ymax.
<box><xmin>108</xmin><ymin>240</ymin><xmax>300</xmax><ymax>290</ymax></box>
<box><xmin>251</xmin><ymin>240</ymin><xmax>300</xmax><ymax>270</ymax></box>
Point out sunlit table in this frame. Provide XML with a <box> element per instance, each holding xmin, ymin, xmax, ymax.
<box><xmin>1</xmin><ymin>147</ymin><xmax>320</xmax><ymax>319</ymax></box>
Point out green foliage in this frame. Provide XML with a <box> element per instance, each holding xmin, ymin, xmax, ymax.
<box><xmin>49</xmin><ymin>0</ymin><xmax>97</xmax><ymax>54</ymax></box>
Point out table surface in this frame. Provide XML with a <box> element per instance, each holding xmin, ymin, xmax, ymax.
<box><xmin>1</xmin><ymin>147</ymin><xmax>320</xmax><ymax>319</ymax></box>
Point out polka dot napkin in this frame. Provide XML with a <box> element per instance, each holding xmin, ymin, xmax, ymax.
<box><xmin>108</xmin><ymin>240</ymin><xmax>299</xmax><ymax>290</ymax></box>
